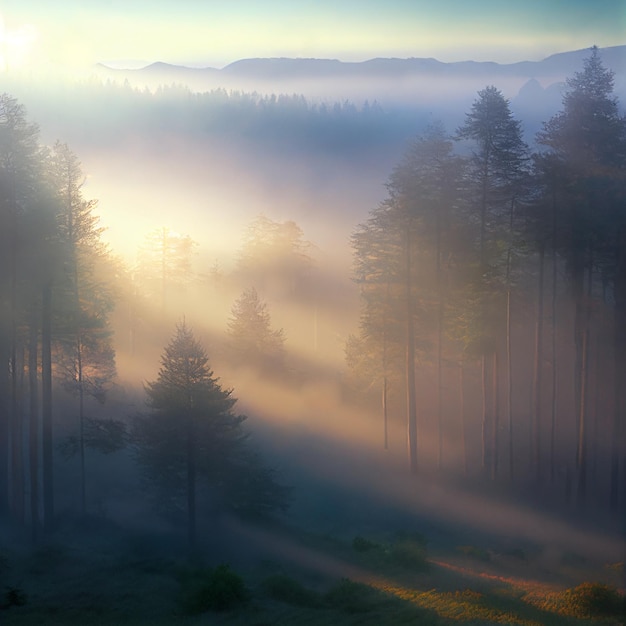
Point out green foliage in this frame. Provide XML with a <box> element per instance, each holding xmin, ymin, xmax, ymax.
<box><xmin>3</xmin><ymin>586</ymin><xmax>27</xmax><ymax>608</ymax></box>
<box><xmin>390</xmin><ymin>538</ymin><xmax>429</xmax><ymax>570</ymax></box>
<box><xmin>235</xmin><ymin>214</ymin><xmax>314</xmax><ymax>298</ymax></box>
<box><xmin>179</xmin><ymin>564</ymin><xmax>248</xmax><ymax>614</ymax></box>
<box><xmin>133</xmin><ymin>322</ymin><xmax>289</xmax><ymax>524</ymax></box>
<box><xmin>541</xmin><ymin>582</ymin><xmax>624</xmax><ymax>619</ymax></box>
<box><xmin>261</xmin><ymin>574</ymin><xmax>321</xmax><ymax>607</ymax></box>
<box><xmin>59</xmin><ymin>418</ymin><xmax>127</xmax><ymax>459</ymax></box>
<box><xmin>226</xmin><ymin>286</ymin><xmax>286</xmax><ymax>370</ymax></box>
<box><xmin>389</xmin><ymin>531</ymin><xmax>428</xmax><ymax>570</ymax></box>
<box><xmin>457</xmin><ymin>545</ymin><xmax>491</xmax><ymax>562</ymax></box>
<box><xmin>135</xmin><ymin>226</ymin><xmax>197</xmax><ymax>309</ymax></box>
<box><xmin>83</xmin><ymin>418</ymin><xmax>128</xmax><ymax>454</ymax></box>
<box><xmin>352</xmin><ymin>535</ymin><xmax>380</xmax><ymax>552</ymax></box>
<box><xmin>325</xmin><ymin>578</ymin><xmax>379</xmax><ymax>613</ymax></box>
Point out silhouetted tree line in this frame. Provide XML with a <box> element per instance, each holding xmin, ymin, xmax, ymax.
<box><xmin>10</xmin><ymin>76</ymin><xmax>427</xmax><ymax>157</ymax></box>
<box><xmin>348</xmin><ymin>48</ymin><xmax>626</xmax><ymax>514</ymax></box>
<box><xmin>0</xmin><ymin>94</ymin><xmax>121</xmax><ymax>536</ymax></box>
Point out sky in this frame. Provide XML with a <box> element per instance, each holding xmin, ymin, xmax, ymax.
<box><xmin>0</xmin><ymin>0</ymin><xmax>623</xmax><ymax>72</ymax></box>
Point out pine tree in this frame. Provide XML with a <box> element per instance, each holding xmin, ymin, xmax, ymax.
<box><xmin>133</xmin><ymin>322</ymin><xmax>289</xmax><ymax>552</ymax></box>
<box><xmin>49</xmin><ymin>141</ymin><xmax>116</xmax><ymax>516</ymax></box>
<box><xmin>457</xmin><ymin>86</ymin><xmax>528</xmax><ymax>479</ymax></box>
<box><xmin>0</xmin><ymin>93</ymin><xmax>55</xmax><ymax>524</ymax></box>
<box><xmin>227</xmin><ymin>287</ymin><xmax>285</xmax><ymax>371</ymax></box>
<box><xmin>135</xmin><ymin>227</ymin><xmax>196</xmax><ymax>313</ymax></box>
<box><xmin>235</xmin><ymin>215</ymin><xmax>313</xmax><ymax>297</ymax></box>
<box><xmin>538</xmin><ymin>47</ymin><xmax>626</xmax><ymax>505</ymax></box>
<box><xmin>351</xmin><ymin>123</ymin><xmax>463</xmax><ymax>471</ymax></box>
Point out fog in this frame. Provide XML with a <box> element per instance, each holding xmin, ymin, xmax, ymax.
<box><xmin>1</xmin><ymin>45</ymin><xmax>625</xmax><ymax>623</ymax></box>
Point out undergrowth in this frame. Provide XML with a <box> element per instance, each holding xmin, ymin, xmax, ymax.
<box><xmin>178</xmin><ymin>563</ymin><xmax>248</xmax><ymax>614</ymax></box>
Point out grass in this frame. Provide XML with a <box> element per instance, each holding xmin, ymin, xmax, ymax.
<box><xmin>261</xmin><ymin>573</ymin><xmax>321</xmax><ymax>607</ymax></box>
<box><xmin>1</xmin><ymin>521</ymin><xmax>623</xmax><ymax>626</ymax></box>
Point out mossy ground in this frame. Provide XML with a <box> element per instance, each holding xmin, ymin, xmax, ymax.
<box><xmin>0</xmin><ymin>520</ymin><xmax>623</xmax><ymax>625</ymax></box>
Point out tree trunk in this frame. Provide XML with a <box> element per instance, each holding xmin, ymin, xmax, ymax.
<box><xmin>28</xmin><ymin>310</ymin><xmax>39</xmax><ymax>541</ymax></box>
<box><xmin>11</xmin><ymin>344</ymin><xmax>24</xmax><ymax>523</ymax></box>
<box><xmin>77</xmin><ymin>339</ymin><xmax>87</xmax><ymax>516</ymax></box>
<box><xmin>41</xmin><ymin>283</ymin><xmax>54</xmax><ymax>532</ymax></box>
<box><xmin>436</xmin><ymin>209</ymin><xmax>443</xmax><ymax>470</ymax></box>
<box><xmin>550</xmin><ymin>203</ymin><xmax>559</xmax><ymax>484</ymax></box>
<box><xmin>492</xmin><ymin>350</ymin><xmax>499</xmax><ymax>480</ymax></box>
<box><xmin>481</xmin><ymin>354</ymin><xmax>488</xmax><ymax>473</ymax></box>
<box><xmin>460</xmin><ymin>361</ymin><xmax>468</xmax><ymax>475</ymax></box>
<box><xmin>187</xmin><ymin>414</ymin><xmax>196</xmax><ymax>554</ymax></box>
<box><xmin>576</xmin><ymin>260</ymin><xmax>593</xmax><ymax>505</ymax></box>
<box><xmin>382</xmin><ymin>279</ymin><xmax>390</xmax><ymax>451</ymax></box>
<box><xmin>610</xmin><ymin>227</ymin><xmax>626</xmax><ymax>513</ymax></box>
<box><xmin>532</xmin><ymin>243</ymin><xmax>545</xmax><ymax>481</ymax></box>
<box><xmin>0</xmin><ymin>335</ymin><xmax>8</xmax><ymax>517</ymax></box>
<box><xmin>505</xmin><ymin>199</ymin><xmax>515</xmax><ymax>481</ymax></box>
<box><xmin>506</xmin><ymin>288</ymin><xmax>513</xmax><ymax>480</ymax></box>
<box><xmin>405</xmin><ymin>226</ymin><xmax>418</xmax><ymax>474</ymax></box>
<box><xmin>382</xmin><ymin>375</ymin><xmax>388</xmax><ymax>451</ymax></box>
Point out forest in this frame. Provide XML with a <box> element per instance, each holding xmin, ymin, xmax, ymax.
<box><xmin>0</xmin><ymin>47</ymin><xmax>625</xmax><ymax>624</ymax></box>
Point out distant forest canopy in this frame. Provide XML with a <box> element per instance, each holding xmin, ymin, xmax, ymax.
<box><xmin>5</xmin><ymin>47</ymin><xmax>626</xmax><ymax>158</ymax></box>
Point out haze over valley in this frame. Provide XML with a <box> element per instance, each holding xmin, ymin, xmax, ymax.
<box><xmin>0</xmin><ymin>2</ymin><xmax>625</xmax><ymax>622</ymax></box>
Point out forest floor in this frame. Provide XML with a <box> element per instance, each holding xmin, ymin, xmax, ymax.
<box><xmin>0</xmin><ymin>510</ymin><xmax>624</xmax><ymax>625</ymax></box>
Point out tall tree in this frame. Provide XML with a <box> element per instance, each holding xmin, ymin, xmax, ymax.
<box><xmin>235</xmin><ymin>215</ymin><xmax>313</xmax><ymax>298</ymax></box>
<box><xmin>49</xmin><ymin>142</ymin><xmax>116</xmax><ymax>516</ymax></box>
<box><xmin>457</xmin><ymin>86</ymin><xmax>528</xmax><ymax>479</ymax></box>
<box><xmin>351</xmin><ymin>123</ymin><xmax>463</xmax><ymax>472</ymax></box>
<box><xmin>133</xmin><ymin>322</ymin><xmax>289</xmax><ymax>552</ymax></box>
<box><xmin>226</xmin><ymin>286</ymin><xmax>286</xmax><ymax>371</ymax></box>
<box><xmin>136</xmin><ymin>227</ymin><xmax>196</xmax><ymax>313</ymax></box>
<box><xmin>538</xmin><ymin>47</ymin><xmax>626</xmax><ymax>504</ymax></box>
<box><xmin>0</xmin><ymin>93</ymin><xmax>52</xmax><ymax>522</ymax></box>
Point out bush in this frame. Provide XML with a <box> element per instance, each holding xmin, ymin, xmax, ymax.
<box><xmin>325</xmin><ymin>578</ymin><xmax>378</xmax><ymax>613</ymax></box>
<box><xmin>261</xmin><ymin>574</ymin><xmax>321</xmax><ymax>607</ymax></box>
<box><xmin>2</xmin><ymin>586</ymin><xmax>27</xmax><ymax>609</ymax></box>
<box><xmin>352</xmin><ymin>536</ymin><xmax>379</xmax><ymax>553</ymax></box>
<box><xmin>559</xmin><ymin>582</ymin><xmax>623</xmax><ymax>618</ymax></box>
<box><xmin>391</xmin><ymin>539</ymin><xmax>428</xmax><ymax>570</ymax></box>
<box><xmin>180</xmin><ymin>564</ymin><xmax>248</xmax><ymax>614</ymax></box>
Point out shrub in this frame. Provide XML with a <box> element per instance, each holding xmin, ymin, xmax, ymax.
<box><xmin>325</xmin><ymin>578</ymin><xmax>378</xmax><ymax>613</ymax></box>
<box><xmin>180</xmin><ymin>564</ymin><xmax>248</xmax><ymax>614</ymax></box>
<box><xmin>559</xmin><ymin>582</ymin><xmax>622</xmax><ymax>618</ymax></box>
<box><xmin>261</xmin><ymin>574</ymin><xmax>321</xmax><ymax>607</ymax></box>
<box><xmin>352</xmin><ymin>536</ymin><xmax>379</xmax><ymax>553</ymax></box>
<box><xmin>3</xmin><ymin>586</ymin><xmax>27</xmax><ymax>608</ymax></box>
<box><xmin>385</xmin><ymin>531</ymin><xmax>428</xmax><ymax>570</ymax></box>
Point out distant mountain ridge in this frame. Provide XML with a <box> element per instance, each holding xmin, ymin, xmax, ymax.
<box><xmin>94</xmin><ymin>45</ymin><xmax>626</xmax><ymax>110</ymax></box>
<box><xmin>98</xmin><ymin>45</ymin><xmax>626</xmax><ymax>80</ymax></box>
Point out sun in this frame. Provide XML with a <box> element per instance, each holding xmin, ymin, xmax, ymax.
<box><xmin>0</xmin><ymin>16</ymin><xmax>38</xmax><ymax>72</ymax></box>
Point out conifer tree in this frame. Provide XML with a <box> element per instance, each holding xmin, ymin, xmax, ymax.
<box><xmin>538</xmin><ymin>47</ymin><xmax>626</xmax><ymax>504</ymax></box>
<box><xmin>133</xmin><ymin>322</ymin><xmax>289</xmax><ymax>551</ymax></box>
<box><xmin>227</xmin><ymin>286</ymin><xmax>286</xmax><ymax>371</ymax></box>
<box><xmin>457</xmin><ymin>86</ymin><xmax>528</xmax><ymax>479</ymax></box>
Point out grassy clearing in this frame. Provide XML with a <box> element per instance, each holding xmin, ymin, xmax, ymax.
<box><xmin>1</xmin><ymin>523</ymin><xmax>623</xmax><ymax>625</ymax></box>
